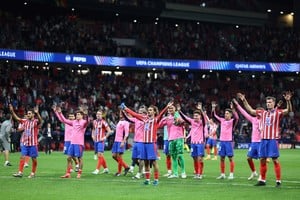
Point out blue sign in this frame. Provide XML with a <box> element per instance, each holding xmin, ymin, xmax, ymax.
<box><xmin>0</xmin><ymin>48</ymin><xmax>299</xmax><ymax>72</ymax></box>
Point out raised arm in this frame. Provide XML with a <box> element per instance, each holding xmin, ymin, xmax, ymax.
<box><xmin>230</xmin><ymin>102</ymin><xmax>239</xmax><ymax>127</ymax></box>
<box><xmin>9</xmin><ymin>104</ymin><xmax>22</xmax><ymax>122</ymax></box>
<box><xmin>33</xmin><ymin>106</ymin><xmax>43</xmax><ymax>125</ymax></box>
<box><xmin>233</xmin><ymin>98</ymin><xmax>254</xmax><ymax>122</ymax></box>
<box><xmin>211</xmin><ymin>101</ymin><xmax>221</xmax><ymax>122</ymax></box>
<box><xmin>157</xmin><ymin>101</ymin><xmax>174</xmax><ymax>122</ymax></box>
<box><xmin>122</xmin><ymin>110</ymin><xmax>135</xmax><ymax>123</ymax></box>
<box><xmin>124</xmin><ymin>107</ymin><xmax>146</xmax><ymax>122</ymax></box>
<box><xmin>177</xmin><ymin>104</ymin><xmax>192</xmax><ymax>124</ymax></box>
<box><xmin>237</xmin><ymin>93</ymin><xmax>256</xmax><ymax>116</ymax></box>
<box><xmin>53</xmin><ymin>106</ymin><xmax>73</xmax><ymax>126</ymax></box>
<box><xmin>282</xmin><ymin>91</ymin><xmax>293</xmax><ymax>115</ymax></box>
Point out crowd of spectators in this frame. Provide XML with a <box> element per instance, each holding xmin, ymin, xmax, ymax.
<box><xmin>0</xmin><ymin>5</ymin><xmax>299</xmax><ymax>151</ymax></box>
<box><xmin>0</xmin><ymin>9</ymin><xmax>299</xmax><ymax>62</ymax></box>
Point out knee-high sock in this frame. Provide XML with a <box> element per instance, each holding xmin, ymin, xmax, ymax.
<box><xmin>97</xmin><ymin>156</ymin><xmax>103</xmax><ymax>170</ymax></box>
<box><xmin>18</xmin><ymin>158</ymin><xmax>25</xmax><ymax>173</ymax></box>
<box><xmin>102</xmin><ymin>157</ymin><xmax>107</xmax><ymax>168</ymax></box>
<box><xmin>154</xmin><ymin>171</ymin><xmax>159</xmax><ymax>180</ymax></box>
<box><xmin>247</xmin><ymin>159</ymin><xmax>255</xmax><ymax>172</ymax></box>
<box><xmin>220</xmin><ymin>160</ymin><xmax>225</xmax><ymax>173</ymax></box>
<box><xmin>260</xmin><ymin>161</ymin><xmax>267</xmax><ymax>181</ymax></box>
<box><xmin>166</xmin><ymin>155</ymin><xmax>172</xmax><ymax>170</ymax></box>
<box><xmin>273</xmin><ymin>160</ymin><xmax>281</xmax><ymax>181</ymax></box>
<box><xmin>199</xmin><ymin>161</ymin><xmax>204</xmax><ymax>175</ymax></box>
<box><xmin>32</xmin><ymin>159</ymin><xmax>37</xmax><ymax>173</ymax></box>
<box><xmin>230</xmin><ymin>160</ymin><xmax>235</xmax><ymax>173</ymax></box>
<box><xmin>194</xmin><ymin>160</ymin><xmax>199</xmax><ymax>174</ymax></box>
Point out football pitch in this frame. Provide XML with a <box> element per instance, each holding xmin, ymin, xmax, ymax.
<box><xmin>0</xmin><ymin>149</ymin><xmax>299</xmax><ymax>200</ymax></box>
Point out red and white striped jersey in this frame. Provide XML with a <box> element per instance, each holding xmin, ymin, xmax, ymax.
<box><xmin>19</xmin><ymin>118</ymin><xmax>39</xmax><ymax>146</ymax></box>
<box><xmin>93</xmin><ymin>119</ymin><xmax>109</xmax><ymax>142</ymax></box>
<box><xmin>257</xmin><ymin>109</ymin><xmax>283</xmax><ymax>139</ymax></box>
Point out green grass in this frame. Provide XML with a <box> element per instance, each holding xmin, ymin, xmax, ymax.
<box><xmin>1</xmin><ymin>149</ymin><xmax>299</xmax><ymax>200</ymax></box>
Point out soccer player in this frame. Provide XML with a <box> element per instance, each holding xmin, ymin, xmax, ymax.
<box><xmin>112</xmin><ymin>110</ymin><xmax>130</xmax><ymax>176</ymax></box>
<box><xmin>238</xmin><ymin>91</ymin><xmax>293</xmax><ymax>187</ymax></box>
<box><xmin>0</xmin><ymin>113</ymin><xmax>13</xmax><ymax>166</ymax></box>
<box><xmin>159</xmin><ymin>104</ymin><xmax>186</xmax><ymax>179</ymax></box>
<box><xmin>91</xmin><ymin>109</ymin><xmax>113</xmax><ymax>175</ymax></box>
<box><xmin>10</xmin><ymin>104</ymin><xmax>43</xmax><ymax>178</ymax></box>
<box><xmin>212</xmin><ymin>101</ymin><xmax>239</xmax><ymax>180</ymax></box>
<box><xmin>233</xmin><ymin>98</ymin><xmax>261</xmax><ymax>180</ymax></box>
<box><xmin>122</xmin><ymin>106</ymin><xmax>147</xmax><ymax>179</ymax></box>
<box><xmin>123</xmin><ymin>102</ymin><xmax>172</xmax><ymax>185</ymax></box>
<box><xmin>204</xmin><ymin>117</ymin><xmax>218</xmax><ymax>161</ymax></box>
<box><xmin>54</xmin><ymin>106</ymin><xmax>88</xmax><ymax>179</ymax></box>
<box><xmin>52</xmin><ymin>108</ymin><xmax>79</xmax><ymax>173</ymax></box>
<box><xmin>178</xmin><ymin>103</ymin><xmax>208</xmax><ymax>179</ymax></box>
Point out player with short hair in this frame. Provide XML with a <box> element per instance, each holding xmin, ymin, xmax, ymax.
<box><xmin>233</xmin><ymin>98</ymin><xmax>261</xmax><ymax>180</ymax></box>
<box><xmin>238</xmin><ymin>91</ymin><xmax>293</xmax><ymax>187</ymax></box>
<box><xmin>122</xmin><ymin>106</ymin><xmax>147</xmax><ymax>179</ymax></box>
<box><xmin>159</xmin><ymin>104</ymin><xmax>186</xmax><ymax>179</ymax></box>
<box><xmin>204</xmin><ymin>117</ymin><xmax>218</xmax><ymax>161</ymax></box>
<box><xmin>112</xmin><ymin>110</ymin><xmax>130</xmax><ymax>176</ymax></box>
<box><xmin>212</xmin><ymin>101</ymin><xmax>239</xmax><ymax>180</ymax></box>
<box><xmin>178</xmin><ymin>102</ymin><xmax>208</xmax><ymax>179</ymax></box>
<box><xmin>123</xmin><ymin>102</ymin><xmax>172</xmax><ymax>185</ymax></box>
<box><xmin>10</xmin><ymin>104</ymin><xmax>43</xmax><ymax>178</ymax></box>
<box><xmin>54</xmin><ymin>106</ymin><xmax>88</xmax><ymax>179</ymax></box>
<box><xmin>91</xmin><ymin>109</ymin><xmax>113</xmax><ymax>175</ymax></box>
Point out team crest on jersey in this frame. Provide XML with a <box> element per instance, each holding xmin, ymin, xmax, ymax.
<box><xmin>265</xmin><ymin>116</ymin><xmax>272</xmax><ymax>126</ymax></box>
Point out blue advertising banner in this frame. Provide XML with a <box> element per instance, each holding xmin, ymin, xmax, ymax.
<box><xmin>0</xmin><ymin>48</ymin><xmax>299</xmax><ymax>72</ymax></box>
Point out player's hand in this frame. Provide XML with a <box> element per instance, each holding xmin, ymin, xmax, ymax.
<box><xmin>8</xmin><ymin>104</ymin><xmax>13</xmax><ymax>112</ymax></box>
<box><xmin>167</xmin><ymin>101</ymin><xmax>174</xmax><ymax>108</ymax></box>
<box><xmin>176</xmin><ymin>103</ymin><xmax>181</xmax><ymax>111</ymax></box>
<box><xmin>34</xmin><ymin>106</ymin><xmax>39</xmax><ymax>113</ymax></box>
<box><xmin>120</xmin><ymin>102</ymin><xmax>126</xmax><ymax>110</ymax></box>
<box><xmin>283</xmin><ymin>91</ymin><xmax>293</xmax><ymax>101</ymax></box>
<box><xmin>232</xmin><ymin>98</ymin><xmax>238</xmax><ymax>105</ymax></box>
<box><xmin>211</xmin><ymin>101</ymin><xmax>217</xmax><ymax>110</ymax></box>
<box><xmin>196</xmin><ymin>102</ymin><xmax>202</xmax><ymax>110</ymax></box>
<box><xmin>237</xmin><ymin>93</ymin><xmax>245</xmax><ymax>101</ymax></box>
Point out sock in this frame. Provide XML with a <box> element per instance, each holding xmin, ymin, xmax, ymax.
<box><xmin>19</xmin><ymin>158</ymin><xmax>25</xmax><ymax>173</ymax></box>
<box><xmin>102</xmin><ymin>157</ymin><xmax>107</xmax><ymax>169</ymax></box>
<box><xmin>145</xmin><ymin>171</ymin><xmax>150</xmax><ymax>179</ymax></box>
<box><xmin>220</xmin><ymin>160</ymin><xmax>225</xmax><ymax>174</ymax></box>
<box><xmin>166</xmin><ymin>156</ymin><xmax>172</xmax><ymax>170</ymax></box>
<box><xmin>273</xmin><ymin>160</ymin><xmax>281</xmax><ymax>181</ymax></box>
<box><xmin>96</xmin><ymin>156</ymin><xmax>103</xmax><ymax>170</ymax></box>
<box><xmin>247</xmin><ymin>158</ymin><xmax>255</xmax><ymax>172</ymax></box>
<box><xmin>154</xmin><ymin>171</ymin><xmax>159</xmax><ymax>180</ymax></box>
<box><xmin>260</xmin><ymin>161</ymin><xmax>267</xmax><ymax>181</ymax></box>
<box><xmin>230</xmin><ymin>160</ymin><xmax>235</xmax><ymax>173</ymax></box>
<box><xmin>194</xmin><ymin>160</ymin><xmax>199</xmax><ymax>174</ymax></box>
<box><xmin>32</xmin><ymin>159</ymin><xmax>37</xmax><ymax>174</ymax></box>
<box><xmin>199</xmin><ymin>161</ymin><xmax>204</xmax><ymax>175</ymax></box>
